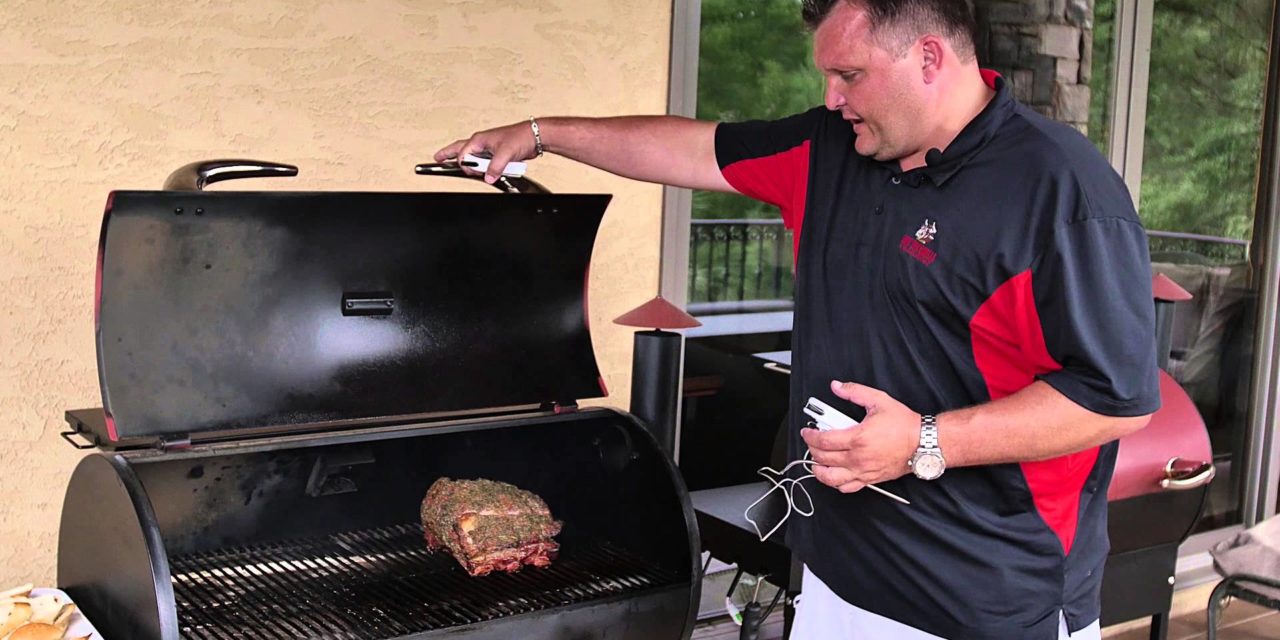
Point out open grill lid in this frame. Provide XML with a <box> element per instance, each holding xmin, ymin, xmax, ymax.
<box><xmin>93</xmin><ymin>160</ymin><xmax>611</xmax><ymax>444</ymax></box>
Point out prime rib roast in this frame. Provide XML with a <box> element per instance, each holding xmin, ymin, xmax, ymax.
<box><xmin>420</xmin><ymin>478</ymin><xmax>563</xmax><ymax>576</ymax></box>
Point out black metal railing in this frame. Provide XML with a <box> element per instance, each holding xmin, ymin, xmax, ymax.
<box><xmin>686</xmin><ymin>221</ymin><xmax>1249</xmax><ymax>313</ymax></box>
<box><xmin>688</xmin><ymin>219</ymin><xmax>793</xmax><ymax>314</ymax></box>
<box><xmin>1147</xmin><ymin>229</ymin><xmax>1249</xmax><ymax>264</ymax></box>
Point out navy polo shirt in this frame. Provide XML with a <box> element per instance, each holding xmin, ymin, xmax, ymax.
<box><xmin>714</xmin><ymin>72</ymin><xmax>1160</xmax><ymax>639</ymax></box>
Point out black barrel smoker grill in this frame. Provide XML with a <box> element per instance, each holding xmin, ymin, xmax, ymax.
<box><xmin>57</xmin><ymin>161</ymin><xmax>701</xmax><ymax>640</ymax></box>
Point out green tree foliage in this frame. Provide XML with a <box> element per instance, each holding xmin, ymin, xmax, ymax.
<box><xmin>1137</xmin><ymin>0</ymin><xmax>1269</xmax><ymax>242</ymax></box>
<box><xmin>693</xmin><ymin>0</ymin><xmax>823</xmax><ymax>220</ymax></box>
<box><xmin>1087</xmin><ymin>0</ymin><xmax>1116</xmax><ymax>155</ymax></box>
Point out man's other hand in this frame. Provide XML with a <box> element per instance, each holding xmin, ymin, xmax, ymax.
<box><xmin>802</xmin><ymin>380</ymin><xmax>920</xmax><ymax>493</ymax></box>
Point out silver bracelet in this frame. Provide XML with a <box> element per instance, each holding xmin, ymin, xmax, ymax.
<box><xmin>529</xmin><ymin>116</ymin><xmax>545</xmax><ymax>158</ymax></box>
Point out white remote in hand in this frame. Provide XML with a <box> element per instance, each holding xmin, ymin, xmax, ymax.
<box><xmin>800</xmin><ymin>396</ymin><xmax>912</xmax><ymax>506</ymax></box>
<box><xmin>803</xmin><ymin>397</ymin><xmax>859</xmax><ymax>431</ymax></box>
<box><xmin>461</xmin><ymin>153</ymin><xmax>528</xmax><ymax>177</ymax></box>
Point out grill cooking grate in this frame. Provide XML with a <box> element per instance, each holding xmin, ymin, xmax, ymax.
<box><xmin>170</xmin><ymin>523</ymin><xmax>682</xmax><ymax>639</ymax></box>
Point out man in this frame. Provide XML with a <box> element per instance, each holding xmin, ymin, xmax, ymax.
<box><xmin>435</xmin><ymin>1</ymin><xmax>1159</xmax><ymax>638</ymax></box>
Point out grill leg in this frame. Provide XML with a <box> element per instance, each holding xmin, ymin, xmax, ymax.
<box><xmin>1149</xmin><ymin>611</ymin><xmax>1170</xmax><ymax>640</ymax></box>
<box><xmin>739</xmin><ymin>601</ymin><xmax>763</xmax><ymax>640</ymax></box>
<box><xmin>782</xmin><ymin>591</ymin><xmax>798</xmax><ymax>639</ymax></box>
<box><xmin>782</xmin><ymin>556</ymin><xmax>802</xmax><ymax>639</ymax></box>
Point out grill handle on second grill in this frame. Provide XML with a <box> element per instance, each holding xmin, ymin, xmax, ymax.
<box><xmin>415</xmin><ymin>162</ymin><xmax>550</xmax><ymax>194</ymax></box>
<box><xmin>163</xmin><ymin>159</ymin><xmax>299</xmax><ymax>191</ymax></box>
<box><xmin>1160</xmin><ymin>457</ymin><xmax>1216</xmax><ymax>490</ymax></box>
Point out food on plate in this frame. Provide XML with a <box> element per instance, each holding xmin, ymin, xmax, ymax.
<box><xmin>420</xmin><ymin>477</ymin><xmax>562</xmax><ymax>576</ymax></box>
<box><xmin>0</xmin><ymin>585</ymin><xmax>90</xmax><ymax>640</ymax></box>
<box><xmin>0</xmin><ymin>601</ymin><xmax>32</xmax><ymax>637</ymax></box>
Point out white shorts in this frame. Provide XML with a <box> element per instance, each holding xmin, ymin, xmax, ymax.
<box><xmin>791</xmin><ymin>565</ymin><xmax>1102</xmax><ymax>640</ymax></box>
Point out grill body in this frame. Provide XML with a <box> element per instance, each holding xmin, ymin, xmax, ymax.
<box><xmin>1099</xmin><ymin>370</ymin><xmax>1213</xmax><ymax>630</ymax></box>
<box><xmin>60</xmin><ymin>409</ymin><xmax>699</xmax><ymax>639</ymax></box>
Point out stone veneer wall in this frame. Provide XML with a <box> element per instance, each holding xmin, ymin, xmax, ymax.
<box><xmin>973</xmin><ymin>0</ymin><xmax>1095</xmax><ymax>132</ymax></box>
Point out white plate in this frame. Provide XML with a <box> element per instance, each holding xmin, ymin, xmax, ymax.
<box><xmin>26</xmin><ymin>588</ymin><xmax>105</xmax><ymax>640</ymax></box>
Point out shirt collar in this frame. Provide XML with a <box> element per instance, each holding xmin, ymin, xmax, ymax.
<box><xmin>886</xmin><ymin>69</ymin><xmax>1015</xmax><ymax>187</ymax></box>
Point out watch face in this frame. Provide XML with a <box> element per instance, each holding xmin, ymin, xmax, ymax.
<box><xmin>914</xmin><ymin>453</ymin><xmax>945</xmax><ymax>480</ymax></box>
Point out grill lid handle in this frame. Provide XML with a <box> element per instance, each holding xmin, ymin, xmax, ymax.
<box><xmin>414</xmin><ymin>162</ymin><xmax>550</xmax><ymax>195</ymax></box>
<box><xmin>1160</xmin><ymin>457</ymin><xmax>1216</xmax><ymax>491</ymax></box>
<box><xmin>163</xmin><ymin>159</ymin><xmax>299</xmax><ymax>191</ymax></box>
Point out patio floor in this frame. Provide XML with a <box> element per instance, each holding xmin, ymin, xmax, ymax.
<box><xmin>690</xmin><ymin>582</ymin><xmax>1280</xmax><ymax>639</ymax></box>
<box><xmin>1106</xmin><ymin>601</ymin><xmax>1279</xmax><ymax>640</ymax></box>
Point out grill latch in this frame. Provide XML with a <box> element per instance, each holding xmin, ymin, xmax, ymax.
<box><xmin>157</xmin><ymin>434</ymin><xmax>192</xmax><ymax>452</ymax></box>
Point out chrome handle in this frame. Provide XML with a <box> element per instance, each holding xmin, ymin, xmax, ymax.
<box><xmin>163</xmin><ymin>159</ymin><xmax>299</xmax><ymax>191</ymax></box>
<box><xmin>762</xmin><ymin>362</ymin><xmax>791</xmax><ymax>375</ymax></box>
<box><xmin>414</xmin><ymin>162</ymin><xmax>550</xmax><ymax>194</ymax></box>
<box><xmin>1160</xmin><ymin>457</ymin><xmax>1216</xmax><ymax>490</ymax></box>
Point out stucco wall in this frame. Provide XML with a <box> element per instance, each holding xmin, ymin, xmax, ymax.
<box><xmin>0</xmin><ymin>0</ymin><xmax>671</xmax><ymax>588</ymax></box>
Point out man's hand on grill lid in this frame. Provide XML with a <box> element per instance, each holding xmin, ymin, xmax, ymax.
<box><xmin>435</xmin><ymin>121</ymin><xmax>538</xmax><ymax>185</ymax></box>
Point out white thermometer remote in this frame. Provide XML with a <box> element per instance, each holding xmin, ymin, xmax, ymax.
<box><xmin>801</xmin><ymin>396</ymin><xmax>911</xmax><ymax>506</ymax></box>
<box><xmin>804</xmin><ymin>396</ymin><xmax>859</xmax><ymax>431</ymax></box>
<box><xmin>461</xmin><ymin>153</ymin><xmax>527</xmax><ymax>177</ymax></box>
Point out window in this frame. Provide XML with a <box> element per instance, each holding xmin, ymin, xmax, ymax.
<box><xmin>686</xmin><ymin>0</ymin><xmax>820</xmax><ymax>314</ymax></box>
<box><xmin>1134</xmin><ymin>0</ymin><xmax>1271</xmax><ymax>531</ymax></box>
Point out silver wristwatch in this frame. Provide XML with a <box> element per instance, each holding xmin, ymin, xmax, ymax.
<box><xmin>908</xmin><ymin>414</ymin><xmax>946</xmax><ymax>480</ymax></box>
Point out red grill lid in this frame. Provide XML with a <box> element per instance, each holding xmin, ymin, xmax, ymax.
<box><xmin>95</xmin><ymin>190</ymin><xmax>611</xmax><ymax>443</ymax></box>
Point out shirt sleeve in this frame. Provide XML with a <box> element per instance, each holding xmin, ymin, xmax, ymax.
<box><xmin>1032</xmin><ymin>216</ymin><xmax>1162</xmax><ymax>416</ymax></box>
<box><xmin>714</xmin><ymin>108</ymin><xmax>823</xmax><ymax>230</ymax></box>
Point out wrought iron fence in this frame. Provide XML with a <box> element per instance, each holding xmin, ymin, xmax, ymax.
<box><xmin>1147</xmin><ymin>230</ymin><xmax>1249</xmax><ymax>265</ymax></box>
<box><xmin>688</xmin><ymin>219</ymin><xmax>793</xmax><ymax>314</ymax></box>
<box><xmin>687</xmin><ymin>221</ymin><xmax>1250</xmax><ymax>313</ymax></box>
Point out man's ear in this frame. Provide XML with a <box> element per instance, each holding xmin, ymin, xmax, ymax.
<box><xmin>920</xmin><ymin>35</ymin><xmax>944</xmax><ymax>84</ymax></box>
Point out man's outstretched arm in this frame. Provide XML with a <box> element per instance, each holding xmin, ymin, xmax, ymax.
<box><xmin>434</xmin><ymin>116</ymin><xmax>735</xmax><ymax>193</ymax></box>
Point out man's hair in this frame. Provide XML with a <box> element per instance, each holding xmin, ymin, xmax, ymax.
<box><xmin>801</xmin><ymin>0</ymin><xmax>978</xmax><ymax>61</ymax></box>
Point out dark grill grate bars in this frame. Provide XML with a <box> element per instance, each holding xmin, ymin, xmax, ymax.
<box><xmin>170</xmin><ymin>523</ymin><xmax>682</xmax><ymax>639</ymax></box>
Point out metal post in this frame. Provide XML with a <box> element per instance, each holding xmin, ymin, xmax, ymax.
<box><xmin>630</xmin><ymin>329</ymin><xmax>684</xmax><ymax>460</ymax></box>
<box><xmin>1243</xmin><ymin>0</ymin><xmax>1280</xmax><ymax>526</ymax></box>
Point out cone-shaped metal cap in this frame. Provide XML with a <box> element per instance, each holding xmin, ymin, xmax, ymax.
<box><xmin>613</xmin><ymin>295</ymin><xmax>701</xmax><ymax>329</ymax></box>
<box><xmin>1152</xmin><ymin>273</ymin><xmax>1193</xmax><ymax>302</ymax></box>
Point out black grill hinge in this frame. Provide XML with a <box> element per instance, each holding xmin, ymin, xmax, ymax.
<box><xmin>157</xmin><ymin>434</ymin><xmax>193</xmax><ymax>452</ymax></box>
<box><xmin>544</xmin><ymin>401</ymin><xmax>578</xmax><ymax>414</ymax></box>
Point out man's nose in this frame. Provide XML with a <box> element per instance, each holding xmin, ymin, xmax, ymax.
<box><xmin>824</xmin><ymin>79</ymin><xmax>846</xmax><ymax>110</ymax></box>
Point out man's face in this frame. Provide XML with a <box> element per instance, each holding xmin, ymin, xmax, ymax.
<box><xmin>813</xmin><ymin>3</ymin><xmax>925</xmax><ymax>162</ymax></box>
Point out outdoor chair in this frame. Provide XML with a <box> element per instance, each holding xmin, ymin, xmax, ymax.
<box><xmin>1207</xmin><ymin>513</ymin><xmax>1280</xmax><ymax>638</ymax></box>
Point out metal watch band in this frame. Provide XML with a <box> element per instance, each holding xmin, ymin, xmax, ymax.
<box><xmin>920</xmin><ymin>414</ymin><xmax>938</xmax><ymax>449</ymax></box>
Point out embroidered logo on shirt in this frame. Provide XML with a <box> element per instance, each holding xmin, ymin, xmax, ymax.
<box><xmin>914</xmin><ymin>219</ymin><xmax>937</xmax><ymax>244</ymax></box>
<box><xmin>900</xmin><ymin>219</ymin><xmax>938</xmax><ymax>266</ymax></box>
